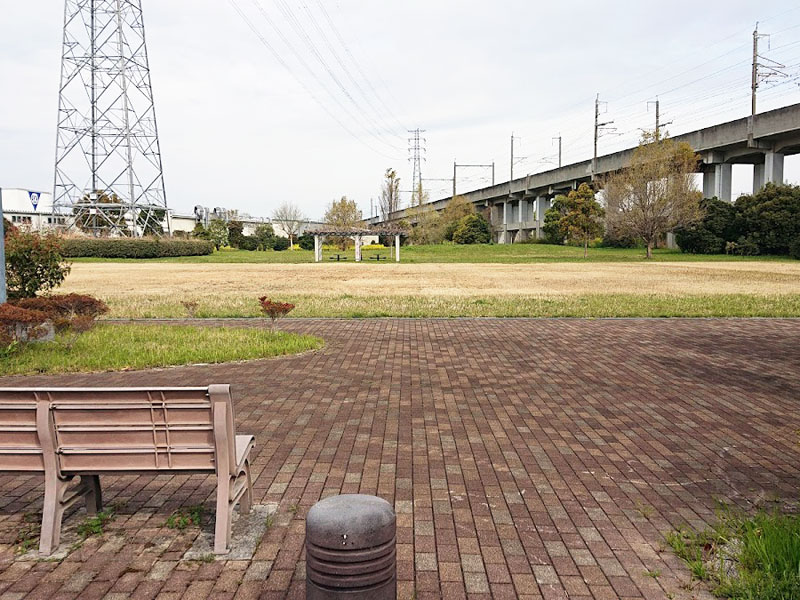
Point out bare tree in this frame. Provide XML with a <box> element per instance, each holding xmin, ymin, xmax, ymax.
<box><xmin>603</xmin><ymin>132</ymin><xmax>702</xmax><ymax>258</ymax></box>
<box><xmin>272</xmin><ymin>202</ymin><xmax>306</xmax><ymax>249</ymax></box>
<box><xmin>379</xmin><ymin>168</ymin><xmax>401</xmax><ymax>222</ymax></box>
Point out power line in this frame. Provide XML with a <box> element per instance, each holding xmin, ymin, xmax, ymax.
<box><xmin>254</xmin><ymin>0</ymin><xmax>404</xmax><ymax>153</ymax></box>
<box><xmin>227</xmin><ymin>0</ymin><xmax>403</xmax><ymax>161</ymax></box>
<box><xmin>312</xmin><ymin>0</ymin><xmax>408</xmax><ymax>133</ymax></box>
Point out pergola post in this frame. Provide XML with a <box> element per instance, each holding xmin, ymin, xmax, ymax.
<box><xmin>395</xmin><ymin>234</ymin><xmax>400</xmax><ymax>262</ymax></box>
<box><xmin>314</xmin><ymin>234</ymin><xmax>321</xmax><ymax>262</ymax></box>
<box><xmin>355</xmin><ymin>235</ymin><xmax>362</xmax><ymax>262</ymax></box>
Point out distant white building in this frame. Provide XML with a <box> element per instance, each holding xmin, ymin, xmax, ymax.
<box><xmin>0</xmin><ymin>188</ymin><xmax>67</xmax><ymax>231</ymax></box>
<box><xmin>1</xmin><ymin>189</ymin><xmax>326</xmax><ymax>240</ymax></box>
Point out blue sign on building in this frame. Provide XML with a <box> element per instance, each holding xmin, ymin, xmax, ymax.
<box><xmin>29</xmin><ymin>191</ymin><xmax>41</xmax><ymax>211</ymax></box>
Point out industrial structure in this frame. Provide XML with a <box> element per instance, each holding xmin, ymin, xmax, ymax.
<box><xmin>369</xmin><ymin>103</ymin><xmax>800</xmax><ymax>243</ymax></box>
<box><xmin>53</xmin><ymin>0</ymin><xmax>168</xmax><ymax>237</ymax></box>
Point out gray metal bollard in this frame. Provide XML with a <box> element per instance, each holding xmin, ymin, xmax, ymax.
<box><xmin>306</xmin><ymin>494</ymin><xmax>396</xmax><ymax>599</ymax></box>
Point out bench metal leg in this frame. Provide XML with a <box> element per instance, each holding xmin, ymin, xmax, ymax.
<box><xmin>40</xmin><ymin>474</ymin><xmax>65</xmax><ymax>555</ymax></box>
<box><xmin>240</xmin><ymin>462</ymin><xmax>252</xmax><ymax>515</ymax></box>
<box><xmin>214</xmin><ymin>475</ymin><xmax>232</xmax><ymax>555</ymax></box>
<box><xmin>85</xmin><ymin>475</ymin><xmax>102</xmax><ymax>516</ymax></box>
<box><xmin>39</xmin><ymin>473</ymin><xmax>95</xmax><ymax>555</ymax></box>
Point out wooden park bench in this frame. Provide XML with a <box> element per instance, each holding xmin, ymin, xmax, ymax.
<box><xmin>0</xmin><ymin>385</ymin><xmax>254</xmax><ymax>555</ymax></box>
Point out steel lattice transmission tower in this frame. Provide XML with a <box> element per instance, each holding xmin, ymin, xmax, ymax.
<box><xmin>408</xmin><ymin>128</ymin><xmax>426</xmax><ymax>206</ymax></box>
<box><xmin>54</xmin><ymin>0</ymin><xmax>168</xmax><ymax>236</ymax></box>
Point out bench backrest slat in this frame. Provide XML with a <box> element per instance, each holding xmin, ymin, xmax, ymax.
<box><xmin>0</xmin><ymin>386</ymin><xmax>237</xmax><ymax>476</ymax></box>
<box><xmin>0</xmin><ymin>394</ymin><xmax>44</xmax><ymax>471</ymax></box>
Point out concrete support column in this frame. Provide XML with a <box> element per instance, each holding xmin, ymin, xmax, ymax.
<box><xmin>535</xmin><ymin>197</ymin><xmax>548</xmax><ymax>239</ymax></box>
<box><xmin>314</xmin><ymin>235</ymin><xmax>321</xmax><ymax>262</ymax></box>
<box><xmin>764</xmin><ymin>151</ymin><xmax>784</xmax><ymax>185</ymax></box>
<box><xmin>502</xmin><ymin>201</ymin><xmax>509</xmax><ymax>244</ymax></box>
<box><xmin>702</xmin><ymin>164</ymin><xmax>732</xmax><ymax>201</ymax></box>
<box><xmin>394</xmin><ymin>235</ymin><xmax>400</xmax><ymax>262</ymax></box>
<box><xmin>753</xmin><ymin>164</ymin><xmax>765</xmax><ymax>194</ymax></box>
<box><xmin>355</xmin><ymin>235</ymin><xmax>362</xmax><ymax>262</ymax></box>
<box><xmin>519</xmin><ymin>199</ymin><xmax>527</xmax><ymax>223</ymax></box>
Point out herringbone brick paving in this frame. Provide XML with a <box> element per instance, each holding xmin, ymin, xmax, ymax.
<box><xmin>0</xmin><ymin>318</ymin><xmax>798</xmax><ymax>599</ymax></box>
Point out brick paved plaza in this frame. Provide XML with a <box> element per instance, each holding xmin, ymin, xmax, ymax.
<box><xmin>0</xmin><ymin>318</ymin><xmax>798</xmax><ymax>600</ymax></box>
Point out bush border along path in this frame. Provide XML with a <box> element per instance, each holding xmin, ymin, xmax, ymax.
<box><xmin>61</xmin><ymin>237</ymin><xmax>213</xmax><ymax>258</ymax></box>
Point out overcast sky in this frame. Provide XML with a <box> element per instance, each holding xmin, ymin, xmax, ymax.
<box><xmin>1</xmin><ymin>0</ymin><xmax>799</xmax><ymax>220</ymax></box>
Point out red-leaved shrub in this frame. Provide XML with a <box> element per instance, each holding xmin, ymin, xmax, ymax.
<box><xmin>258</xmin><ymin>297</ymin><xmax>295</xmax><ymax>331</ymax></box>
<box><xmin>0</xmin><ymin>304</ymin><xmax>51</xmax><ymax>349</ymax></box>
<box><xmin>12</xmin><ymin>294</ymin><xmax>109</xmax><ymax>319</ymax></box>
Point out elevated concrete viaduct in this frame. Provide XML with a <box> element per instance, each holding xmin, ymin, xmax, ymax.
<box><xmin>369</xmin><ymin>103</ymin><xmax>800</xmax><ymax>243</ymax></box>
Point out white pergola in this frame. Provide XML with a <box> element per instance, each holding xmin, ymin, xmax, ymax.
<box><xmin>308</xmin><ymin>227</ymin><xmax>406</xmax><ymax>263</ymax></box>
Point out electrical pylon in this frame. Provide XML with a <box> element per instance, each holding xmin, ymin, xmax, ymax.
<box><xmin>408</xmin><ymin>128</ymin><xmax>426</xmax><ymax>206</ymax></box>
<box><xmin>54</xmin><ymin>0</ymin><xmax>168</xmax><ymax>236</ymax></box>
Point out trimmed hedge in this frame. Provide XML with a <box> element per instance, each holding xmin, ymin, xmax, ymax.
<box><xmin>60</xmin><ymin>237</ymin><xmax>214</xmax><ymax>259</ymax></box>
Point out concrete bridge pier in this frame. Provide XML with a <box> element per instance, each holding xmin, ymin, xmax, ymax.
<box><xmin>752</xmin><ymin>151</ymin><xmax>784</xmax><ymax>193</ymax></box>
<box><xmin>702</xmin><ymin>163</ymin><xmax>732</xmax><ymax>201</ymax></box>
<box><xmin>535</xmin><ymin>197</ymin><xmax>549</xmax><ymax>239</ymax></box>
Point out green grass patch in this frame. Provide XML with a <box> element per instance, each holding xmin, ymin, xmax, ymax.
<box><xmin>667</xmin><ymin>509</ymin><xmax>800</xmax><ymax>599</ymax></box>
<box><xmin>77</xmin><ymin>510</ymin><xmax>115</xmax><ymax>539</ymax></box>
<box><xmin>100</xmin><ymin>293</ymin><xmax>800</xmax><ymax>319</ymax></box>
<box><xmin>69</xmin><ymin>244</ymin><xmax>797</xmax><ymax>264</ymax></box>
<box><xmin>14</xmin><ymin>513</ymin><xmax>41</xmax><ymax>555</ymax></box>
<box><xmin>1</xmin><ymin>324</ymin><xmax>322</xmax><ymax>376</ymax></box>
<box><xmin>166</xmin><ymin>506</ymin><xmax>204</xmax><ymax>530</ymax></box>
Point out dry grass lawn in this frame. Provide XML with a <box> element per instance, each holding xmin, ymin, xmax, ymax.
<box><xmin>59</xmin><ymin>261</ymin><xmax>800</xmax><ymax>318</ymax></box>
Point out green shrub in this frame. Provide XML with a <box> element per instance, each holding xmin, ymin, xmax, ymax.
<box><xmin>298</xmin><ymin>233</ymin><xmax>315</xmax><ymax>251</ymax></box>
<box><xmin>254</xmin><ymin>224</ymin><xmax>277</xmax><ymax>250</ymax></box>
<box><xmin>206</xmin><ymin>220</ymin><xmax>229</xmax><ymax>250</ymax></box>
<box><xmin>227</xmin><ymin>220</ymin><xmax>245</xmax><ymax>249</ymax></box>
<box><xmin>60</xmin><ymin>237</ymin><xmax>213</xmax><ymax>259</ymax></box>
<box><xmin>542</xmin><ymin>201</ymin><xmax>566</xmax><ymax>245</ymax></box>
<box><xmin>238</xmin><ymin>235</ymin><xmax>259</xmax><ymax>251</ymax></box>
<box><xmin>272</xmin><ymin>237</ymin><xmax>290</xmax><ymax>251</ymax></box>
<box><xmin>452</xmin><ymin>214</ymin><xmax>491</xmax><ymax>245</ymax></box>
<box><xmin>734</xmin><ymin>183</ymin><xmax>800</xmax><ymax>255</ymax></box>
<box><xmin>790</xmin><ymin>238</ymin><xmax>800</xmax><ymax>260</ymax></box>
<box><xmin>675</xmin><ymin>197</ymin><xmax>738</xmax><ymax>254</ymax></box>
<box><xmin>5</xmin><ymin>230</ymin><xmax>71</xmax><ymax>299</ymax></box>
<box><xmin>733</xmin><ymin>236</ymin><xmax>760</xmax><ymax>256</ymax></box>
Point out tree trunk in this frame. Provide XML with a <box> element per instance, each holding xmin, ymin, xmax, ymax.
<box><xmin>584</xmin><ymin>238</ymin><xmax>588</xmax><ymax>259</ymax></box>
<box><xmin>646</xmin><ymin>242</ymin><xmax>653</xmax><ymax>259</ymax></box>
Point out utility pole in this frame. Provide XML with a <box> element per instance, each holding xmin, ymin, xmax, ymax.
<box><xmin>510</xmin><ymin>133</ymin><xmax>516</xmax><ymax>182</ymax></box>
<box><xmin>647</xmin><ymin>99</ymin><xmax>672</xmax><ymax>139</ymax></box>
<box><xmin>750</xmin><ymin>23</ymin><xmax>786</xmax><ymax>138</ymax></box>
<box><xmin>593</xmin><ymin>94</ymin><xmax>615</xmax><ymax>179</ymax></box>
<box><xmin>552</xmin><ymin>135</ymin><xmax>562</xmax><ymax>168</ymax></box>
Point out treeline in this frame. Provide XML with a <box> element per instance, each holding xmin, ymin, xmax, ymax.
<box><xmin>406</xmin><ymin>196</ymin><xmax>492</xmax><ymax>245</ymax></box>
<box><xmin>190</xmin><ymin>220</ymin><xmax>311</xmax><ymax>251</ymax></box>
